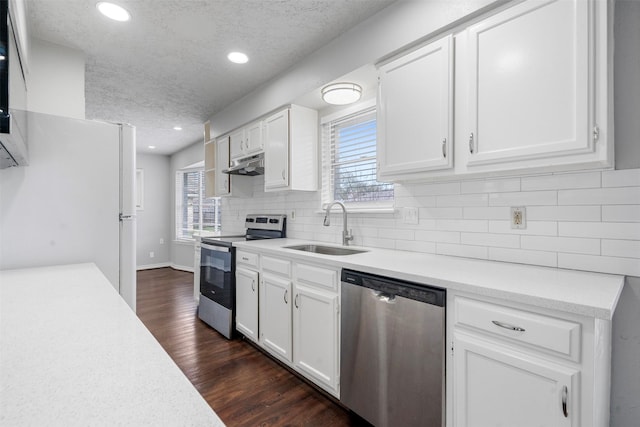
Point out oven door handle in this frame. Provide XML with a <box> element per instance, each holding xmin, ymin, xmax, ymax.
<box><xmin>201</xmin><ymin>243</ymin><xmax>232</xmax><ymax>253</ymax></box>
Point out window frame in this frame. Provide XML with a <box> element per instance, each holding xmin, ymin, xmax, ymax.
<box><xmin>174</xmin><ymin>166</ymin><xmax>221</xmax><ymax>242</ymax></box>
<box><xmin>321</xmin><ymin>98</ymin><xmax>394</xmax><ymax>212</ymax></box>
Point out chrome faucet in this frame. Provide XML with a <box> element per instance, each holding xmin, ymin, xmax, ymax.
<box><xmin>323</xmin><ymin>201</ymin><xmax>353</xmax><ymax>246</ymax></box>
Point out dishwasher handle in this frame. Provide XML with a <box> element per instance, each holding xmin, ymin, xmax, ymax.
<box><xmin>342</xmin><ymin>269</ymin><xmax>446</xmax><ymax>307</ymax></box>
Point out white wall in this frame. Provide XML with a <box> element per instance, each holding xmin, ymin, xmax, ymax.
<box><xmin>169</xmin><ymin>141</ymin><xmax>204</xmax><ymax>271</ymax></box>
<box><xmin>26</xmin><ymin>38</ymin><xmax>85</xmax><ymax>119</ymax></box>
<box><xmin>136</xmin><ymin>153</ymin><xmax>171</xmax><ymax>269</ymax></box>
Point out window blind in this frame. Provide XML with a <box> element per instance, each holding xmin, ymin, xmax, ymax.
<box><xmin>322</xmin><ymin>106</ymin><xmax>393</xmax><ymax>208</ymax></box>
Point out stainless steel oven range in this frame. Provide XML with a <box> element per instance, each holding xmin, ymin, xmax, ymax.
<box><xmin>198</xmin><ymin>214</ymin><xmax>286</xmax><ymax>338</ymax></box>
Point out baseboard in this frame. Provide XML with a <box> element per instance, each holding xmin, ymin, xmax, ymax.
<box><xmin>171</xmin><ymin>263</ymin><xmax>194</xmax><ymax>273</ymax></box>
<box><xmin>137</xmin><ymin>262</ymin><xmax>171</xmax><ymax>271</ymax></box>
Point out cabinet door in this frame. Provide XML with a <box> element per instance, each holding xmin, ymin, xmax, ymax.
<box><xmin>377</xmin><ymin>35</ymin><xmax>453</xmax><ymax>179</ymax></box>
<box><xmin>215</xmin><ymin>136</ymin><xmax>230</xmax><ymax>196</ymax></box>
<box><xmin>229</xmin><ymin>128</ymin><xmax>245</xmax><ymax>160</ymax></box>
<box><xmin>235</xmin><ymin>267</ymin><xmax>259</xmax><ymax>342</ymax></box>
<box><xmin>245</xmin><ymin>121</ymin><xmax>264</xmax><ymax>155</ymax></box>
<box><xmin>466</xmin><ymin>0</ymin><xmax>592</xmax><ymax>166</ymax></box>
<box><xmin>293</xmin><ymin>284</ymin><xmax>339</xmax><ymax>395</ymax></box>
<box><xmin>453</xmin><ymin>332</ymin><xmax>579</xmax><ymax>427</ymax></box>
<box><xmin>264</xmin><ymin>109</ymin><xmax>290</xmax><ymax>191</ymax></box>
<box><xmin>260</xmin><ymin>273</ymin><xmax>292</xmax><ymax>363</ymax></box>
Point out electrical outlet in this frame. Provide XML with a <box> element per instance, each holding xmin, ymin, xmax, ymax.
<box><xmin>511</xmin><ymin>206</ymin><xmax>526</xmax><ymax>229</ymax></box>
<box><xmin>290</xmin><ymin>210</ymin><xmax>296</xmax><ymax>221</ymax></box>
<box><xmin>149</xmin><ymin>251</ymin><xmax>155</xmax><ymax>258</ymax></box>
<box><xmin>402</xmin><ymin>207</ymin><xmax>419</xmax><ymax>225</ymax></box>
<box><xmin>159</xmin><ymin>238</ymin><xmax>164</xmax><ymax>244</ymax></box>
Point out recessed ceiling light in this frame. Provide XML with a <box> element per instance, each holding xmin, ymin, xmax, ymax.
<box><xmin>96</xmin><ymin>2</ymin><xmax>131</xmax><ymax>22</ymax></box>
<box><xmin>173</xmin><ymin>126</ymin><xmax>182</xmax><ymax>131</ymax></box>
<box><xmin>148</xmin><ymin>145</ymin><xmax>156</xmax><ymax>150</ymax></box>
<box><xmin>227</xmin><ymin>52</ymin><xmax>249</xmax><ymax>64</ymax></box>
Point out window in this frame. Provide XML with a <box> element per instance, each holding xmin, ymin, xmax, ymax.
<box><xmin>175</xmin><ymin>168</ymin><xmax>221</xmax><ymax>240</ymax></box>
<box><xmin>322</xmin><ymin>101</ymin><xmax>394</xmax><ymax>209</ymax></box>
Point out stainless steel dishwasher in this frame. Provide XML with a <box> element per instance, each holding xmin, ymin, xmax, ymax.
<box><xmin>340</xmin><ymin>269</ymin><xmax>446</xmax><ymax>427</ymax></box>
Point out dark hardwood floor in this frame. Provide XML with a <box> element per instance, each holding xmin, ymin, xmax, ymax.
<box><xmin>137</xmin><ymin>267</ymin><xmax>359</xmax><ymax>426</ymax></box>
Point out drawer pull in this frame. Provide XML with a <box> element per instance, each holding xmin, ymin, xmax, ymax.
<box><xmin>242</xmin><ymin>256</ymin><xmax>249</xmax><ymax>261</ymax></box>
<box><xmin>491</xmin><ymin>320</ymin><xmax>526</xmax><ymax>332</ymax></box>
<box><xmin>284</xmin><ymin>290</ymin><xmax>288</xmax><ymax>304</ymax></box>
<box><xmin>562</xmin><ymin>386</ymin><xmax>568</xmax><ymax>417</ymax></box>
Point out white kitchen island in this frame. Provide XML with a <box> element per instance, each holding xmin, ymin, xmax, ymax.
<box><xmin>0</xmin><ymin>263</ymin><xmax>224</xmax><ymax>426</ymax></box>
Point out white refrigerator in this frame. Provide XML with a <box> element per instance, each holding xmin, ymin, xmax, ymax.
<box><xmin>0</xmin><ymin>111</ymin><xmax>137</xmax><ymax>311</ymax></box>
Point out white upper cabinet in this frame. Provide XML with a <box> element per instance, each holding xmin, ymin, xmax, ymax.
<box><xmin>229</xmin><ymin>128</ymin><xmax>245</xmax><ymax>160</ymax></box>
<box><xmin>230</xmin><ymin>120</ymin><xmax>264</xmax><ymax>161</ymax></box>
<box><xmin>377</xmin><ymin>34</ymin><xmax>454</xmax><ymax>180</ymax></box>
<box><xmin>264</xmin><ymin>105</ymin><xmax>318</xmax><ymax>192</ymax></box>
<box><xmin>245</xmin><ymin>120</ymin><xmax>264</xmax><ymax>155</ymax></box>
<box><xmin>264</xmin><ymin>109</ymin><xmax>289</xmax><ymax>190</ymax></box>
<box><xmin>462</xmin><ymin>0</ymin><xmax>610</xmax><ymax>172</ymax></box>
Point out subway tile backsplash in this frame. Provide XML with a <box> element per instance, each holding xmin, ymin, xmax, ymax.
<box><xmin>222</xmin><ymin>168</ymin><xmax>640</xmax><ymax>277</ymax></box>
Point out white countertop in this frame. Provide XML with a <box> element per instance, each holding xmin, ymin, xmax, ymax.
<box><xmin>234</xmin><ymin>239</ymin><xmax>625</xmax><ymax>320</ymax></box>
<box><xmin>0</xmin><ymin>263</ymin><xmax>225</xmax><ymax>427</ymax></box>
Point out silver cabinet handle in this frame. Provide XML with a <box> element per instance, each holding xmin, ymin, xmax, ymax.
<box><xmin>442</xmin><ymin>138</ymin><xmax>447</xmax><ymax>158</ymax></box>
<box><xmin>281</xmin><ymin>169</ymin><xmax>285</xmax><ymax>180</ymax></box>
<box><xmin>469</xmin><ymin>133</ymin><xmax>474</xmax><ymax>154</ymax></box>
<box><xmin>294</xmin><ymin>293</ymin><xmax>299</xmax><ymax>308</ymax></box>
<box><xmin>284</xmin><ymin>289</ymin><xmax>288</xmax><ymax>304</ymax></box>
<box><xmin>241</xmin><ymin>256</ymin><xmax>249</xmax><ymax>261</ymax></box>
<box><xmin>562</xmin><ymin>386</ymin><xmax>568</xmax><ymax>417</ymax></box>
<box><xmin>491</xmin><ymin>320</ymin><xmax>525</xmax><ymax>332</ymax></box>
<box><xmin>251</xmin><ymin>279</ymin><xmax>255</xmax><ymax>292</ymax></box>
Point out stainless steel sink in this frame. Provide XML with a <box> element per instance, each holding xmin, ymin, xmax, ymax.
<box><xmin>284</xmin><ymin>244</ymin><xmax>368</xmax><ymax>256</ymax></box>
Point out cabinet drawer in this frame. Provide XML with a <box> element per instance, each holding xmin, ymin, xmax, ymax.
<box><xmin>454</xmin><ymin>296</ymin><xmax>581</xmax><ymax>361</ymax></box>
<box><xmin>236</xmin><ymin>250</ymin><xmax>258</xmax><ymax>268</ymax></box>
<box><xmin>262</xmin><ymin>256</ymin><xmax>291</xmax><ymax>277</ymax></box>
<box><xmin>295</xmin><ymin>263</ymin><xmax>337</xmax><ymax>291</ymax></box>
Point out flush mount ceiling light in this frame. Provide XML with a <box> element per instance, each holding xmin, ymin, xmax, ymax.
<box><xmin>173</xmin><ymin>126</ymin><xmax>182</xmax><ymax>131</ymax></box>
<box><xmin>227</xmin><ymin>52</ymin><xmax>249</xmax><ymax>64</ymax></box>
<box><xmin>148</xmin><ymin>145</ymin><xmax>156</xmax><ymax>150</ymax></box>
<box><xmin>96</xmin><ymin>2</ymin><xmax>131</xmax><ymax>22</ymax></box>
<box><xmin>321</xmin><ymin>82</ymin><xmax>362</xmax><ymax>105</ymax></box>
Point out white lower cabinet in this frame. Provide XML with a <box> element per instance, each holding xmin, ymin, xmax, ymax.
<box><xmin>293</xmin><ymin>283</ymin><xmax>339</xmax><ymax>395</ymax></box>
<box><xmin>453</xmin><ymin>331</ymin><xmax>578</xmax><ymax>427</ymax></box>
<box><xmin>260</xmin><ymin>273</ymin><xmax>293</xmax><ymax>363</ymax></box>
<box><xmin>450</xmin><ymin>293</ymin><xmax>609</xmax><ymax>427</ymax></box>
<box><xmin>235</xmin><ymin>266</ymin><xmax>259</xmax><ymax>342</ymax></box>
<box><xmin>244</xmin><ymin>252</ymin><xmax>340</xmax><ymax>397</ymax></box>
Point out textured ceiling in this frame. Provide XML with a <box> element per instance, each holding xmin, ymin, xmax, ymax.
<box><xmin>27</xmin><ymin>0</ymin><xmax>396</xmax><ymax>155</ymax></box>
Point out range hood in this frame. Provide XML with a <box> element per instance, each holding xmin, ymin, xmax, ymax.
<box><xmin>223</xmin><ymin>153</ymin><xmax>264</xmax><ymax>176</ymax></box>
